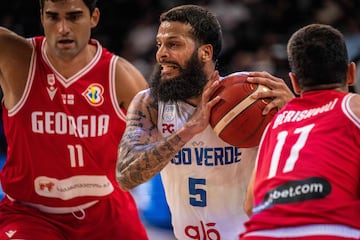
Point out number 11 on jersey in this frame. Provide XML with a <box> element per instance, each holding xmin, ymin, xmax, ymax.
<box><xmin>67</xmin><ymin>144</ymin><xmax>84</xmax><ymax>167</ymax></box>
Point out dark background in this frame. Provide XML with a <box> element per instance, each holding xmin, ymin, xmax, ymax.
<box><xmin>1</xmin><ymin>0</ymin><xmax>360</xmax><ymax>153</ymax></box>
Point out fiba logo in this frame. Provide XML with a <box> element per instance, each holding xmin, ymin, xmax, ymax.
<box><xmin>163</xmin><ymin>104</ymin><xmax>175</xmax><ymax>122</ymax></box>
<box><xmin>82</xmin><ymin>83</ymin><xmax>104</xmax><ymax>106</ymax></box>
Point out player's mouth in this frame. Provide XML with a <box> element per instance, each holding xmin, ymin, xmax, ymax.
<box><xmin>160</xmin><ymin>64</ymin><xmax>179</xmax><ymax>78</ymax></box>
<box><xmin>57</xmin><ymin>39</ymin><xmax>75</xmax><ymax>48</ymax></box>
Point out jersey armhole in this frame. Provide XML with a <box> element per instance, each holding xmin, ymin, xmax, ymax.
<box><xmin>109</xmin><ymin>56</ymin><xmax>126</xmax><ymax>121</ymax></box>
<box><xmin>342</xmin><ymin>93</ymin><xmax>360</xmax><ymax>128</ymax></box>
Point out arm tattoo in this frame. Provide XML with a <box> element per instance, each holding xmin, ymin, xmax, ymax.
<box><xmin>117</xmin><ymin>133</ymin><xmax>186</xmax><ymax>190</ymax></box>
<box><xmin>116</xmin><ymin>95</ymin><xmax>187</xmax><ymax>190</ymax></box>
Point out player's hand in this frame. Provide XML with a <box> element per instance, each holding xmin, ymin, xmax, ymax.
<box><xmin>184</xmin><ymin>71</ymin><xmax>221</xmax><ymax>135</ymax></box>
<box><xmin>247</xmin><ymin>71</ymin><xmax>295</xmax><ymax>114</ymax></box>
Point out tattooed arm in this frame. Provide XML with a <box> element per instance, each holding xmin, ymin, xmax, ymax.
<box><xmin>116</xmin><ymin>89</ymin><xmax>185</xmax><ymax>191</ymax></box>
<box><xmin>116</xmin><ymin>72</ymin><xmax>221</xmax><ymax>191</ymax></box>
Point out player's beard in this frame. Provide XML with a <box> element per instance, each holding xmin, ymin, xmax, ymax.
<box><xmin>149</xmin><ymin>51</ymin><xmax>208</xmax><ymax>102</ymax></box>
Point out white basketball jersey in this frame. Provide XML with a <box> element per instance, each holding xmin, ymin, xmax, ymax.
<box><xmin>158</xmin><ymin>101</ymin><xmax>254</xmax><ymax>240</ymax></box>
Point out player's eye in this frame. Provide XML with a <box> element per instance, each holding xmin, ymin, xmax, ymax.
<box><xmin>45</xmin><ymin>13</ymin><xmax>59</xmax><ymax>21</ymax></box>
<box><xmin>67</xmin><ymin>14</ymin><xmax>81</xmax><ymax>22</ymax></box>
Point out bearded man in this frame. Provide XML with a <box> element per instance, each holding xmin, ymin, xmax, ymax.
<box><xmin>116</xmin><ymin>4</ymin><xmax>294</xmax><ymax>240</ymax></box>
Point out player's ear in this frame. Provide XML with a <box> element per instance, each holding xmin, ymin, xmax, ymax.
<box><xmin>199</xmin><ymin>44</ymin><xmax>213</xmax><ymax>62</ymax></box>
<box><xmin>90</xmin><ymin>8</ymin><xmax>100</xmax><ymax>28</ymax></box>
<box><xmin>289</xmin><ymin>72</ymin><xmax>301</xmax><ymax>95</ymax></box>
<box><xmin>346</xmin><ymin>62</ymin><xmax>356</xmax><ymax>86</ymax></box>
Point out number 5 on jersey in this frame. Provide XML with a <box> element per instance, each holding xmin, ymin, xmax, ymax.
<box><xmin>189</xmin><ymin>177</ymin><xmax>207</xmax><ymax>207</ymax></box>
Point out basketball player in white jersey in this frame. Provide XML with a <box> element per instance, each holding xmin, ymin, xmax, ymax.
<box><xmin>0</xmin><ymin>0</ymin><xmax>149</xmax><ymax>239</ymax></box>
<box><xmin>241</xmin><ymin>24</ymin><xmax>360</xmax><ymax>240</ymax></box>
<box><xmin>116</xmin><ymin>5</ymin><xmax>294</xmax><ymax>240</ymax></box>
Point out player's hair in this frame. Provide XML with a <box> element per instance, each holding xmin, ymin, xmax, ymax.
<box><xmin>287</xmin><ymin>23</ymin><xmax>348</xmax><ymax>88</ymax></box>
<box><xmin>160</xmin><ymin>4</ymin><xmax>223</xmax><ymax>61</ymax></box>
<box><xmin>39</xmin><ymin>0</ymin><xmax>98</xmax><ymax>14</ymax></box>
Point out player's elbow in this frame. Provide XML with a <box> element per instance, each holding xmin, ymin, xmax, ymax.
<box><xmin>118</xmin><ymin>182</ymin><xmax>131</xmax><ymax>192</ymax></box>
<box><xmin>116</xmin><ymin>173</ymin><xmax>134</xmax><ymax>191</ymax></box>
<box><xmin>115</xmin><ymin>164</ymin><xmax>135</xmax><ymax>191</ymax></box>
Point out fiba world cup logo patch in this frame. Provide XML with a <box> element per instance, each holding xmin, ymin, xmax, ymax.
<box><xmin>82</xmin><ymin>83</ymin><xmax>104</xmax><ymax>106</ymax></box>
<box><xmin>163</xmin><ymin>104</ymin><xmax>175</xmax><ymax>122</ymax></box>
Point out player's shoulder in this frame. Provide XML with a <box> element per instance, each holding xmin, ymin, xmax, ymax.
<box><xmin>113</xmin><ymin>56</ymin><xmax>147</xmax><ymax>85</ymax></box>
<box><xmin>0</xmin><ymin>28</ymin><xmax>33</xmax><ymax>59</ymax></box>
<box><xmin>128</xmin><ymin>88</ymin><xmax>158</xmax><ymax>123</ymax></box>
<box><xmin>113</xmin><ymin>56</ymin><xmax>133</xmax><ymax>73</ymax></box>
<box><xmin>135</xmin><ymin>89</ymin><xmax>154</xmax><ymax>102</ymax></box>
<box><xmin>114</xmin><ymin>56</ymin><xmax>141</xmax><ymax>71</ymax></box>
<box><xmin>348</xmin><ymin>93</ymin><xmax>360</xmax><ymax>119</ymax></box>
<box><xmin>115</xmin><ymin>56</ymin><xmax>131</xmax><ymax>65</ymax></box>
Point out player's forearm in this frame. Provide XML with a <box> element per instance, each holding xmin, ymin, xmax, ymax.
<box><xmin>116</xmin><ymin>132</ymin><xmax>187</xmax><ymax>191</ymax></box>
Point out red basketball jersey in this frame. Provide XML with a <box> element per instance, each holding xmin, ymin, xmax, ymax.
<box><xmin>1</xmin><ymin>37</ymin><xmax>128</xmax><ymax>207</ymax></box>
<box><xmin>243</xmin><ymin>90</ymin><xmax>360</xmax><ymax>233</ymax></box>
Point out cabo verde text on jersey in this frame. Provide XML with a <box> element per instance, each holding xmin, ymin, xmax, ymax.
<box><xmin>171</xmin><ymin>146</ymin><xmax>241</xmax><ymax>166</ymax></box>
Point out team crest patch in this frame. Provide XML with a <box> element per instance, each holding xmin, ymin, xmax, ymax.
<box><xmin>163</xmin><ymin>104</ymin><xmax>175</xmax><ymax>122</ymax></box>
<box><xmin>82</xmin><ymin>83</ymin><xmax>104</xmax><ymax>106</ymax></box>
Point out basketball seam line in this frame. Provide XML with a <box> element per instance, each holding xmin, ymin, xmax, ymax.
<box><xmin>213</xmin><ymin>85</ymin><xmax>269</xmax><ymax>135</ymax></box>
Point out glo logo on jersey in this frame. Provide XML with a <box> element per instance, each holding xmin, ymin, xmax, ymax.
<box><xmin>82</xmin><ymin>83</ymin><xmax>104</xmax><ymax>106</ymax></box>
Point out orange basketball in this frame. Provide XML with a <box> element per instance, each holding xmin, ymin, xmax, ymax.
<box><xmin>210</xmin><ymin>72</ymin><xmax>277</xmax><ymax>148</ymax></box>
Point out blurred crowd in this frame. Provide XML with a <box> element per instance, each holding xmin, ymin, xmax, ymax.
<box><xmin>1</xmin><ymin>0</ymin><xmax>360</xmax><ymax>153</ymax></box>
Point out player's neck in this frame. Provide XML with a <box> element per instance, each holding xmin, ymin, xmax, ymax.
<box><xmin>301</xmin><ymin>83</ymin><xmax>346</xmax><ymax>93</ymax></box>
<box><xmin>184</xmin><ymin>95</ymin><xmax>201</xmax><ymax>107</ymax></box>
<box><xmin>44</xmin><ymin>43</ymin><xmax>97</xmax><ymax>78</ymax></box>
